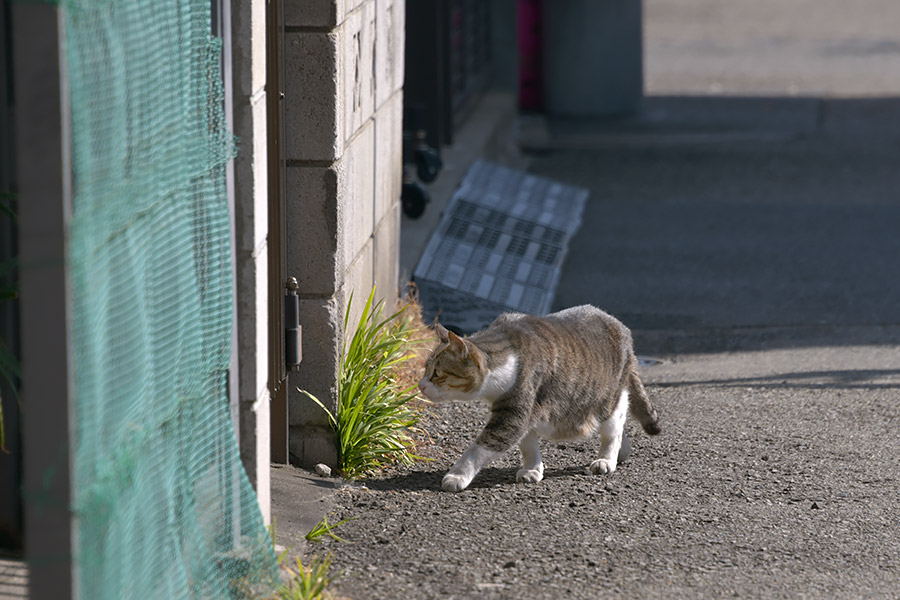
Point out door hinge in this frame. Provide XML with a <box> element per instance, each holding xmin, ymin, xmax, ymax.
<box><xmin>285</xmin><ymin>277</ymin><xmax>302</xmax><ymax>370</ymax></box>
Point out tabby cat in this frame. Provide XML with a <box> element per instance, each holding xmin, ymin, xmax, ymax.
<box><xmin>418</xmin><ymin>305</ymin><xmax>660</xmax><ymax>492</ymax></box>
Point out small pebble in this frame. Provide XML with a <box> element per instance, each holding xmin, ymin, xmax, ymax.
<box><xmin>315</xmin><ymin>463</ymin><xmax>332</xmax><ymax>477</ymax></box>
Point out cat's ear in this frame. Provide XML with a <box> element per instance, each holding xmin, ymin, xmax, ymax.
<box><xmin>435</xmin><ymin>323</ymin><xmax>450</xmax><ymax>343</ymax></box>
<box><xmin>447</xmin><ymin>330</ymin><xmax>469</xmax><ymax>358</ymax></box>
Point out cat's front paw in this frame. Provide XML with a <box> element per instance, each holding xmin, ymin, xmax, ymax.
<box><xmin>588</xmin><ymin>458</ymin><xmax>617</xmax><ymax>475</ymax></box>
<box><xmin>442</xmin><ymin>473</ymin><xmax>470</xmax><ymax>492</ymax></box>
<box><xmin>516</xmin><ymin>468</ymin><xmax>544</xmax><ymax>484</ymax></box>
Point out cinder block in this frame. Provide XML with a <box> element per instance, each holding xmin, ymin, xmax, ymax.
<box><xmin>232</xmin><ymin>94</ymin><xmax>268</xmax><ymax>254</ymax></box>
<box><xmin>285</xmin><ymin>164</ymin><xmax>344</xmax><ymax>296</ymax></box>
<box><xmin>374</xmin><ymin>0</ymin><xmax>404</xmax><ymax>109</ymax></box>
<box><xmin>284</xmin><ymin>0</ymin><xmax>340</xmax><ymax>28</ymax></box>
<box><xmin>373</xmin><ymin>201</ymin><xmax>401</xmax><ymax>304</ymax></box>
<box><xmin>289</xmin><ymin>425</ymin><xmax>339</xmax><ymax>469</ymax></box>
<box><xmin>281</xmin><ymin>0</ymin><xmax>405</xmax><ymax>473</ymax></box>
<box><xmin>229</xmin><ymin>6</ymin><xmax>270</xmax><ymax>510</ymax></box>
<box><xmin>374</xmin><ymin>91</ymin><xmax>403</xmax><ymax>226</ymax></box>
<box><xmin>230</xmin><ymin>0</ymin><xmax>266</xmax><ymax>97</ymax></box>
<box><xmin>240</xmin><ymin>389</ymin><xmax>271</xmax><ymax>523</ymax></box>
<box><xmin>345</xmin><ymin>238</ymin><xmax>375</xmax><ymax>330</ymax></box>
<box><xmin>290</xmin><ymin>0</ymin><xmax>367</xmax><ymax>27</ymax></box>
<box><xmin>343</xmin><ymin>2</ymin><xmax>376</xmax><ymax>140</ymax></box>
<box><xmin>235</xmin><ymin>241</ymin><xmax>269</xmax><ymax>404</ymax></box>
<box><xmin>349</xmin><ymin>0</ymin><xmax>370</xmax><ymax>15</ymax></box>
<box><xmin>284</xmin><ymin>31</ymin><xmax>344</xmax><ymax>162</ymax></box>
<box><xmin>341</xmin><ymin>119</ymin><xmax>375</xmax><ymax>273</ymax></box>
<box><xmin>288</xmin><ymin>296</ymin><xmax>343</xmax><ymax>428</ymax></box>
<box><xmin>251</xmin><ymin>245</ymin><xmax>269</xmax><ymax>401</ymax></box>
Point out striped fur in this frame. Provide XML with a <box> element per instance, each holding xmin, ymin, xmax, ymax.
<box><xmin>418</xmin><ymin>305</ymin><xmax>661</xmax><ymax>492</ymax></box>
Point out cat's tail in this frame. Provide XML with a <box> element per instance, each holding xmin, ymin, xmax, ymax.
<box><xmin>627</xmin><ymin>369</ymin><xmax>661</xmax><ymax>435</ymax></box>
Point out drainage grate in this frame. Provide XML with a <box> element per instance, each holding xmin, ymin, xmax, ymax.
<box><xmin>638</xmin><ymin>356</ymin><xmax>664</xmax><ymax>367</ymax></box>
<box><xmin>0</xmin><ymin>558</ymin><xmax>28</xmax><ymax>599</ymax></box>
<box><xmin>414</xmin><ymin>161</ymin><xmax>588</xmax><ymax>333</ymax></box>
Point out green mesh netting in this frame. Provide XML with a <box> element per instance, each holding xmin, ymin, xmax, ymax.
<box><xmin>64</xmin><ymin>1</ymin><xmax>277</xmax><ymax>598</ymax></box>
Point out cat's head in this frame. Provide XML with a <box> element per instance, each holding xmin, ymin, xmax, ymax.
<box><xmin>417</xmin><ymin>324</ymin><xmax>487</xmax><ymax>402</ymax></box>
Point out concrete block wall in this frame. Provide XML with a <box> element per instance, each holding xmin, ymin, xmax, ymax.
<box><xmin>284</xmin><ymin>0</ymin><xmax>405</xmax><ymax>468</ymax></box>
<box><xmin>231</xmin><ymin>0</ymin><xmax>270</xmax><ymax>522</ymax></box>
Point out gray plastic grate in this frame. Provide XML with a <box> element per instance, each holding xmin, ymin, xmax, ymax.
<box><xmin>414</xmin><ymin>160</ymin><xmax>588</xmax><ymax>333</ymax></box>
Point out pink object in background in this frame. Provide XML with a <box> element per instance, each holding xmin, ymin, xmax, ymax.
<box><xmin>518</xmin><ymin>0</ymin><xmax>543</xmax><ymax>111</ymax></box>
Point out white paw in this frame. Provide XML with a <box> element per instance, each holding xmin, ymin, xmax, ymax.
<box><xmin>589</xmin><ymin>458</ymin><xmax>617</xmax><ymax>475</ymax></box>
<box><xmin>516</xmin><ymin>468</ymin><xmax>544</xmax><ymax>484</ymax></box>
<box><xmin>442</xmin><ymin>473</ymin><xmax>470</xmax><ymax>492</ymax></box>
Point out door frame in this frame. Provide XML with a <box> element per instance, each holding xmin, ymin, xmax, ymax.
<box><xmin>267</xmin><ymin>0</ymin><xmax>289</xmax><ymax>464</ymax></box>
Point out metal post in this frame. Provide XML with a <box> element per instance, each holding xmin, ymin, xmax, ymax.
<box><xmin>12</xmin><ymin>2</ymin><xmax>76</xmax><ymax>598</ymax></box>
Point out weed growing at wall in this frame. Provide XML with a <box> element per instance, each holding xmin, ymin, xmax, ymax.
<box><xmin>302</xmin><ymin>286</ymin><xmax>428</xmax><ymax>478</ymax></box>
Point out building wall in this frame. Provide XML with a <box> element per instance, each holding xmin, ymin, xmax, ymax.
<box><xmin>283</xmin><ymin>0</ymin><xmax>405</xmax><ymax>467</ymax></box>
<box><xmin>230</xmin><ymin>0</ymin><xmax>271</xmax><ymax>522</ymax></box>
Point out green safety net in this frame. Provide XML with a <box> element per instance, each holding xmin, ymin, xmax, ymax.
<box><xmin>64</xmin><ymin>1</ymin><xmax>277</xmax><ymax>598</ymax></box>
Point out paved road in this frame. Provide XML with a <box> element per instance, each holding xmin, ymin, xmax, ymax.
<box><xmin>544</xmin><ymin>95</ymin><xmax>900</xmax><ymax>354</ymax></box>
<box><xmin>645</xmin><ymin>0</ymin><xmax>900</xmax><ymax>97</ymax></box>
<box><xmin>293</xmin><ymin>2</ymin><xmax>900</xmax><ymax>598</ymax></box>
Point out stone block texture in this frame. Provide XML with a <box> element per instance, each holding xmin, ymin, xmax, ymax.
<box><xmin>373</xmin><ymin>201</ymin><xmax>401</xmax><ymax>303</ymax></box>
<box><xmin>343</xmin><ymin>3</ymin><xmax>376</xmax><ymax>139</ymax></box>
<box><xmin>231</xmin><ymin>0</ymin><xmax>270</xmax><ymax>522</ymax></box>
<box><xmin>284</xmin><ymin>0</ymin><xmax>405</xmax><ymax>469</ymax></box>
<box><xmin>288</xmin><ymin>296</ymin><xmax>342</xmax><ymax>429</ymax></box>
<box><xmin>346</xmin><ymin>239</ymin><xmax>375</xmax><ymax>330</ymax></box>
<box><xmin>285</xmin><ymin>30</ymin><xmax>344</xmax><ymax>162</ymax></box>
<box><xmin>285</xmin><ymin>0</ymin><xmax>339</xmax><ymax>28</ymax></box>
<box><xmin>285</xmin><ymin>164</ymin><xmax>343</xmax><ymax>296</ymax></box>
<box><xmin>374</xmin><ymin>91</ymin><xmax>403</xmax><ymax>229</ymax></box>
<box><xmin>342</xmin><ymin>119</ymin><xmax>375</xmax><ymax>272</ymax></box>
<box><xmin>374</xmin><ymin>0</ymin><xmax>405</xmax><ymax>109</ymax></box>
<box><xmin>287</xmin><ymin>295</ymin><xmax>342</xmax><ymax>468</ymax></box>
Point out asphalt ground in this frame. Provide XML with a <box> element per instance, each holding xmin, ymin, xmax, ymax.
<box><xmin>298</xmin><ymin>103</ymin><xmax>900</xmax><ymax>597</ymax></box>
<box><xmin>274</xmin><ymin>1</ymin><xmax>900</xmax><ymax>597</ymax></box>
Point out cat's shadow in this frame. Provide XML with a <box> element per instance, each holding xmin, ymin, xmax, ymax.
<box><xmin>361</xmin><ymin>465</ymin><xmax>590</xmax><ymax>492</ymax></box>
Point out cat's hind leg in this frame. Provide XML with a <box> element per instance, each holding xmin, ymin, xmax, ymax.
<box><xmin>627</xmin><ymin>368</ymin><xmax>661</xmax><ymax>435</ymax></box>
<box><xmin>589</xmin><ymin>389</ymin><xmax>629</xmax><ymax>475</ymax></box>
<box><xmin>516</xmin><ymin>429</ymin><xmax>544</xmax><ymax>484</ymax></box>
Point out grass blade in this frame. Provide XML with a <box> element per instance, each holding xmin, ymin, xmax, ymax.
<box><xmin>300</xmin><ymin>285</ymin><xmax>431</xmax><ymax>478</ymax></box>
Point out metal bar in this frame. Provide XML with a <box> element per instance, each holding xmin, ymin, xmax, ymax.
<box><xmin>12</xmin><ymin>2</ymin><xmax>76</xmax><ymax>598</ymax></box>
<box><xmin>0</xmin><ymin>0</ymin><xmax>24</xmax><ymax>555</ymax></box>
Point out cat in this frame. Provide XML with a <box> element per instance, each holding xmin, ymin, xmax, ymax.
<box><xmin>417</xmin><ymin>305</ymin><xmax>661</xmax><ymax>492</ymax></box>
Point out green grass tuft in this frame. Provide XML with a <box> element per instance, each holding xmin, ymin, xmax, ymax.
<box><xmin>301</xmin><ymin>286</ymin><xmax>428</xmax><ymax>478</ymax></box>
<box><xmin>276</xmin><ymin>555</ymin><xmax>336</xmax><ymax>600</ymax></box>
<box><xmin>304</xmin><ymin>516</ymin><xmax>354</xmax><ymax>544</ymax></box>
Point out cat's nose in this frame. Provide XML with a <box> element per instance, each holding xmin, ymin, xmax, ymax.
<box><xmin>417</xmin><ymin>379</ymin><xmax>427</xmax><ymax>393</ymax></box>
